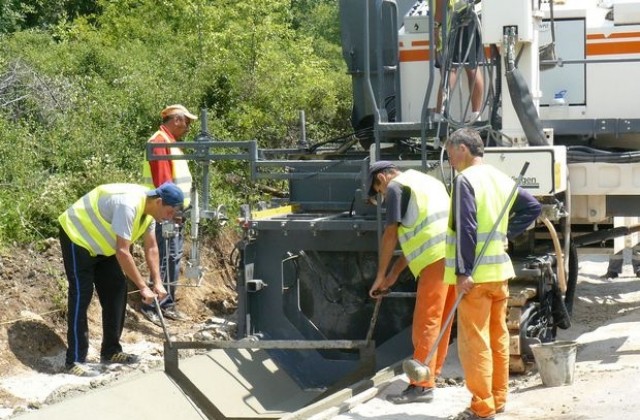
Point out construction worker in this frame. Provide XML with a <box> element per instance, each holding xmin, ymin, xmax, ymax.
<box><xmin>444</xmin><ymin>128</ymin><xmax>541</xmax><ymax>420</ymax></box>
<box><xmin>367</xmin><ymin>161</ymin><xmax>457</xmax><ymax>404</ymax></box>
<box><xmin>141</xmin><ymin>104</ymin><xmax>196</xmax><ymax>324</ymax></box>
<box><xmin>433</xmin><ymin>0</ymin><xmax>485</xmax><ymax>123</ymax></box>
<box><xmin>58</xmin><ymin>182</ymin><xmax>184</xmax><ymax>377</ymax></box>
<box><xmin>603</xmin><ymin>245</ymin><xmax>640</xmax><ymax>279</ymax></box>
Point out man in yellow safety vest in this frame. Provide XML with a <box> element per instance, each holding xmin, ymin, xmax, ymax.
<box><xmin>367</xmin><ymin>161</ymin><xmax>457</xmax><ymax>404</ymax></box>
<box><xmin>141</xmin><ymin>104</ymin><xmax>196</xmax><ymax>324</ymax></box>
<box><xmin>444</xmin><ymin>128</ymin><xmax>541</xmax><ymax>420</ymax></box>
<box><xmin>58</xmin><ymin>182</ymin><xmax>184</xmax><ymax>376</ymax></box>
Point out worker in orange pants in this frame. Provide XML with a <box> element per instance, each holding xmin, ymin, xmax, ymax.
<box><xmin>366</xmin><ymin>161</ymin><xmax>453</xmax><ymax>404</ymax></box>
<box><xmin>444</xmin><ymin>128</ymin><xmax>541</xmax><ymax>420</ymax></box>
<box><xmin>456</xmin><ymin>281</ymin><xmax>509</xmax><ymax>417</ymax></box>
<box><xmin>412</xmin><ymin>259</ymin><xmax>457</xmax><ymax>390</ymax></box>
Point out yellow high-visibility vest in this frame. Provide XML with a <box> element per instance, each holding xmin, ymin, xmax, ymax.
<box><xmin>142</xmin><ymin>129</ymin><xmax>192</xmax><ymax>207</ymax></box>
<box><xmin>444</xmin><ymin>165</ymin><xmax>516</xmax><ymax>284</ymax></box>
<box><xmin>58</xmin><ymin>184</ymin><xmax>154</xmax><ymax>256</ymax></box>
<box><xmin>393</xmin><ymin>170</ymin><xmax>449</xmax><ymax>277</ymax></box>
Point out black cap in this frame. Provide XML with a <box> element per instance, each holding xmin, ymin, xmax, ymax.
<box><xmin>366</xmin><ymin>161</ymin><xmax>397</xmax><ymax>197</ymax></box>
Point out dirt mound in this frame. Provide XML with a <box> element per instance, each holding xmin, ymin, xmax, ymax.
<box><xmin>0</xmin><ymin>227</ymin><xmax>239</xmax><ymax>411</ymax></box>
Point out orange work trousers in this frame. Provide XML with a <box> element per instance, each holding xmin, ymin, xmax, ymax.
<box><xmin>412</xmin><ymin>258</ymin><xmax>457</xmax><ymax>388</ymax></box>
<box><xmin>457</xmin><ymin>280</ymin><xmax>509</xmax><ymax>418</ymax></box>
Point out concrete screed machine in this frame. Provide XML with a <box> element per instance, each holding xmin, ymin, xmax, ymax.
<box><xmin>146</xmin><ymin>0</ymin><xmax>640</xmax><ymax>418</ymax></box>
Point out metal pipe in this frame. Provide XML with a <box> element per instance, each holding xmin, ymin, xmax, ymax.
<box><xmin>420</xmin><ymin>0</ymin><xmax>437</xmax><ymax>167</ymax></box>
<box><xmin>541</xmin><ymin>57</ymin><xmax>640</xmax><ymax>66</ymax></box>
<box><xmin>376</xmin><ymin>0</ymin><xmax>386</xmax><ymax>123</ymax></box>
<box><xmin>153</xmin><ymin>296</ymin><xmax>172</xmax><ymax>348</ymax></box>
<box><xmin>298</xmin><ymin>110</ymin><xmax>307</xmax><ymax>148</ymax></box>
<box><xmin>364</xmin><ymin>0</ymin><xmax>382</xmax><ymax>145</ymax></box>
<box><xmin>197</xmin><ymin>108</ymin><xmax>211</xmax><ymax>212</ymax></box>
<box><xmin>166</xmin><ymin>339</ymin><xmax>373</xmax><ymax>350</ymax></box>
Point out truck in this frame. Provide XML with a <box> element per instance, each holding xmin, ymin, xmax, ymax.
<box><xmin>175</xmin><ymin>0</ymin><xmax>640</xmax><ymax>417</ymax></box>
<box><xmin>212</xmin><ymin>0</ymin><xmax>640</xmax><ymax>416</ymax></box>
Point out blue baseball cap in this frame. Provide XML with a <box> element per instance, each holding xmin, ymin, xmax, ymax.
<box><xmin>146</xmin><ymin>182</ymin><xmax>184</xmax><ymax>208</ymax></box>
<box><xmin>367</xmin><ymin>161</ymin><xmax>397</xmax><ymax>196</ymax></box>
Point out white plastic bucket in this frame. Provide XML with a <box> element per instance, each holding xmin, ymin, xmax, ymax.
<box><xmin>530</xmin><ymin>340</ymin><xmax>577</xmax><ymax>387</ymax></box>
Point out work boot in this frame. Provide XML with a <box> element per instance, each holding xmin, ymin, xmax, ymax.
<box><xmin>65</xmin><ymin>362</ymin><xmax>101</xmax><ymax>377</ymax></box>
<box><xmin>162</xmin><ymin>305</ymin><xmax>190</xmax><ymax>321</ymax></box>
<box><xmin>140</xmin><ymin>306</ymin><xmax>163</xmax><ymax>327</ymax></box>
<box><xmin>386</xmin><ymin>384</ymin><xmax>433</xmax><ymax>404</ymax></box>
<box><xmin>602</xmin><ymin>271</ymin><xmax>618</xmax><ymax>279</ymax></box>
<box><xmin>449</xmin><ymin>408</ymin><xmax>495</xmax><ymax>420</ymax></box>
<box><xmin>101</xmin><ymin>352</ymin><xmax>140</xmax><ymax>365</ymax></box>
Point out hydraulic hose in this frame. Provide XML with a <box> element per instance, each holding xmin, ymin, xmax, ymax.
<box><xmin>503</xmin><ymin>29</ymin><xmax>549</xmax><ymax>146</ymax></box>
<box><xmin>540</xmin><ymin>216</ymin><xmax>566</xmax><ymax>293</ymax></box>
<box><xmin>439</xmin><ymin>7</ymin><xmax>492</xmax><ymax>129</ymax></box>
<box><xmin>566</xmin><ymin>145</ymin><xmax>640</xmax><ymax>164</ymax></box>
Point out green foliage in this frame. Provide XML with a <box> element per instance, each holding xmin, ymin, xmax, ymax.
<box><xmin>0</xmin><ymin>0</ymin><xmax>101</xmax><ymax>34</ymax></box>
<box><xmin>0</xmin><ymin>0</ymin><xmax>352</xmax><ymax>244</ymax></box>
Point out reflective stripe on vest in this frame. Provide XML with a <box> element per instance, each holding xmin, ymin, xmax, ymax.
<box><xmin>444</xmin><ymin>165</ymin><xmax>516</xmax><ymax>284</ymax></box>
<box><xmin>394</xmin><ymin>170</ymin><xmax>449</xmax><ymax>277</ymax></box>
<box><xmin>142</xmin><ymin>129</ymin><xmax>192</xmax><ymax>207</ymax></box>
<box><xmin>58</xmin><ymin>184</ymin><xmax>154</xmax><ymax>257</ymax></box>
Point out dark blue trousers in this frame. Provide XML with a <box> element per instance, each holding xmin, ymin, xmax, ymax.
<box><xmin>142</xmin><ymin>222</ymin><xmax>183</xmax><ymax>312</ymax></box>
<box><xmin>60</xmin><ymin>228</ymin><xmax>126</xmax><ymax>366</ymax></box>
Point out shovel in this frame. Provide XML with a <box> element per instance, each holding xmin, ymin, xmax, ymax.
<box><xmin>153</xmin><ymin>296</ymin><xmax>173</xmax><ymax>348</ymax></box>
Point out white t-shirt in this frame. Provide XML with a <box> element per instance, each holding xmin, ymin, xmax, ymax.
<box><xmin>97</xmin><ymin>193</ymin><xmax>155</xmax><ymax>240</ymax></box>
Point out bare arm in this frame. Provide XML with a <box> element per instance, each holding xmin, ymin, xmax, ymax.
<box><xmin>387</xmin><ymin>254</ymin><xmax>409</xmax><ymax>281</ymax></box>
<box><xmin>369</xmin><ymin>224</ymin><xmax>400</xmax><ymax>298</ymax></box>
<box><xmin>115</xmin><ymin>235</ymin><xmax>157</xmax><ymax>304</ymax></box>
<box><xmin>143</xmin><ymin>230</ymin><xmax>167</xmax><ymax>299</ymax></box>
<box><xmin>142</xmin><ymin>230</ymin><xmax>160</xmax><ymax>285</ymax></box>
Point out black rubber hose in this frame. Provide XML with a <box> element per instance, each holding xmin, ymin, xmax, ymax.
<box><xmin>552</xmin><ymin>282</ymin><xmax>571</xmax><ymax>329</ymax></box>
<box><xmin>567</xmin><ymin>145</ymin><xmax>640</xmax><ymax>164</ymax></box>
<box><xmin>564</xmin><ymin>241</ymin><xmax>578</xmax><ymax>315</ymax></box>
<box><xmin>505</xmin><ymin>67</ymin><xmax>549</xmax><ymax>146</ymax></box>
<box><xmin>489</xmin><ymin>44</ymin><xmax>502</xmax><ymax>132</ymax></box>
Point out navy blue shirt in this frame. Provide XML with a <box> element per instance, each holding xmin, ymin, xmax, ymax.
<box><xmin>384</xmin><ymin>181</ymin><xmax>410</xmax><ymax>226</ymax></box>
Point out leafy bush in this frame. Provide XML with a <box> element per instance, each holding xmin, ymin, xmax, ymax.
<box><xmin>0</xmin><ymin>0</ymin><xmax>352</xmax><ymax>244</ymax></box>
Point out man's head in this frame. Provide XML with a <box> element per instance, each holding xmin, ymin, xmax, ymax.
<box><xmin>161</xmin><ymin>104</ymin><xmax>197</xmax><ymax>140</ymax></box>
<box><xmin>446</xmin><ymin>128</ymin><xmax>484</xmax><ymax>172</ymax></box>
<box><xmin>366</xmin><ymin>161</ymin><xmax>399</xmax><ymax>198</ymax></box>
<box><xmin>145</xmin><ymin>182</ymin><xmax>185</xmax><ymax>221</ymax></box>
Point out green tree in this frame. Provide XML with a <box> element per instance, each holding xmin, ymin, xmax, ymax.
<box><xmin>0</xmin><ymin>0</ymin><xmax>101</xmax><ymax>33</ymax></box>
<box><xmin>0</xmin><ymin>0</ymin><xmax>352</xmax><ymax>243</ymax></box>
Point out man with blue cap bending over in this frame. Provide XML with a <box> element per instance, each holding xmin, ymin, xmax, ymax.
<box><xmin>58</xmin><ymin>182</ymin><xmax>184</xmax><ymax>376</ymax></box>
<box><xmin>367</xmin><ymin>161</ymin><xmax>457</xmax><ymax>404</ymax></box>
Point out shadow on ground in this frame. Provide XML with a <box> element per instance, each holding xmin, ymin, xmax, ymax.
<box><xmin>7</xmin><ymin>320</ymin><xmax>66</xmax><ymax>373</ymax></box>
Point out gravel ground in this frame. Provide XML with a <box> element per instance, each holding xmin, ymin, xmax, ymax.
<box><xmin>330</xmin><ymin>254</ymin><xmax>640</xmax><ymax>420</ymax></box>
<box><xmin>2</xmin><ymin>254</ymin><xmax>639</xmax><ymax>419</ymax></box>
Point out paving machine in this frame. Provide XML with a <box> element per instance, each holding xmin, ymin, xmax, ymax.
<box><xmin>142</xmin><ymin>0</ymin><xmax>640</xmax><ymax>418</ymax></box>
